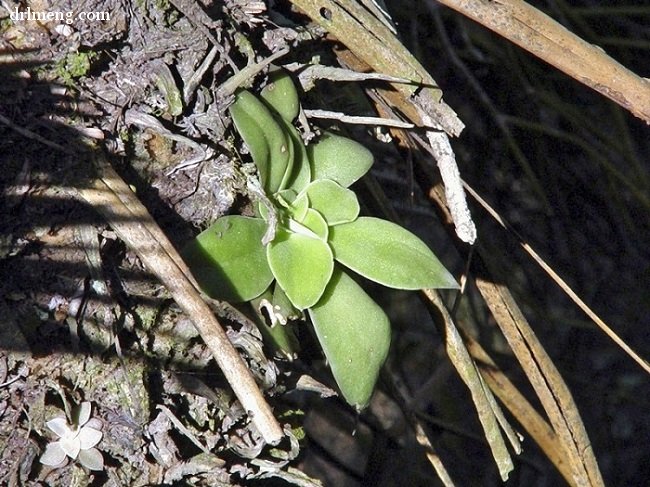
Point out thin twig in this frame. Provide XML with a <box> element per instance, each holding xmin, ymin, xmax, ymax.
<box><xmin>156</xmin><ymin>405</ymin><xmax>212</xmax><ymax>454</ymax></box>
<box><xmin>282</xmin><ymin>63</ymin><xmax>412</xmax><ymax>91</ymax></box>
<box><xmin>460</xmin><ymin>334</ymin><xmax>575</xmax><ymax>484</ymax></box>
<box><xmin>184</xmin><ymin>45</ymin><xmax>219</xmax><ymax>104</ymax></box>
<box><xmin>0</xmin><ymin>112</ymin><xmax>73</xmax><ymax>154</ymax></box>
<box><xmin>462</xmin><ymin>182</ymin><xmax>650</xmax><ymax>376</ymax></box>
<box><xmin>216</xmin><ymin>47</ymin><xmax>290</xmax><ymax>99</ymax></box>
<box><xmin>288</xmin><ymin>0</ymin><xmax>464</xmax><ymax>136</ymax></box>
<box><xmin>423</xmin><ymin>289</ymin><xmax>517</xmax><ymax>481</ymax></box>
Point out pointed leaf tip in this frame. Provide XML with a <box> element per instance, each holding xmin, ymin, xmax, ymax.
<box><xmin>329</xmin><ymin>217</ymin><xmax>458</xmax><ymax>290</ymax></box>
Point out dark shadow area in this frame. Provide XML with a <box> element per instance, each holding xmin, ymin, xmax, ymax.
<box><xmin>389</xmin><ymin>1</ymin><xmax>650</xmax><ymax>485</ymax></box>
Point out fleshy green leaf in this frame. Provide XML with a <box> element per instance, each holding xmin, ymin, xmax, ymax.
<box><xmin>76</xmin><ymin>402</ymin><xmax>91</xmax><ymax>427</ymax></box>
<box><xmin>329</xmin><ymin>217</ymin><xmax>459</xmax><ymax>290</ymax></box>
<box><xmin>287</xmin><ymin>193</ymin><xmax>309</xmax><ymax>221</ymax></box>
<box><xmin>283</xmin><ymin>121</ymin><xmax>311</xmax><ymax>193</ymax></box>
<box><xmin>275</xmin><ymin>189</ymin><xmax>297</xmax><ymax>206</ymax></box>
<box><xmin>308</xmin><ymin>132</ymin><xmax>373</xmax><ymax>187</ymax></box>
<box><xmin>40</xmin><ymin>442</ymin><xmax>67</xmax><ymax>466</ymax></box>
<box><xmin>78</xmin><ymin>448</ymin><xmax>104</xmax><ymax>471</ymax></box>
<box><xmin>267</xmin><ymin>227</ymin><xmax>334</xmax><ymax>310</ymax></box>
<box><xmin>276</xmin><ymin>129</ymin><xmax>295</xmax><ymax>191</ymax></box>
<box><xmin>78</xmin><ymin>427</ymin><xmax>102</xmax><ymax>450</ymax></box>
<box><xmin>301</xmin><ymin>209</ymin><xmax>329</xmax><ymax>240</ymax></box>
<box><xmin>303</xmin><ymin>179</ymin><xmax>360</xmax><ymax>225</ymax></box>
<box><xmin>257</xmin><ymin>201</ymin><xmax>270</xmax><ymax>222</ymax></box>
<box><xmin>229</xmin><ymin>90</ymin><xmax>293</xmax><ymax>193</ymax></box>
<box><xmin>183</xmin><ymin>216</ymin><xmax>273</xmax><ymax>301</ymax></box>
<box><xmin>260</xmin><ymin>68</ymin><xmax>300</xmax><ymax>123</ymax></box>
<box><xmin>229</xmin><ymin>97</ymin><xmax>270</xmax><ymax>184</ymax></box>
<box><xmin>308</xmin><ymin>267</ymin><xmax>391</xmax><ymax>408</ymax></box>
<box><xmin>46</xmin><ymin>417</ymin><xmax>71</xmax><ymax>438</ymax></box>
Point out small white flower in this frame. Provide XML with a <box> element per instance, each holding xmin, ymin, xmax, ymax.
<box><xmin>40</xmin><ymin>402</ymin><xmax>104</xmax><ymax>471</ymax></box>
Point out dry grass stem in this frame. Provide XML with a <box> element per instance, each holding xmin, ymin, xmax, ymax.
<box><xmin>462</xmin><ymin>333</ymin><xmax>575</xmax><ymax>484</ymax></box>
<box><xmin>426</xmin><ymin>183</ymin><xmax>604</xmax><ymax>486</ymax></box>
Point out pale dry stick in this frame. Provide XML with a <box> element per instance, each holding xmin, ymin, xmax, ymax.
<box><xmin>284</xmin><ymin>63</ymin><xmax>412</xmax><ymax>92</ymax></box>
<box><xmin>184</xmin><ymin>45</ymin><xmax>219</xmax><ymax>104</ymax></box>
<box><xmin>463</xmin><ymin>182</ymin><xmax>650</xmax><ymax>376</ymax></box>
<box><xmin>216</xmin><ymin>47</ymin><xmax>289</xmax><ymax>99</ymax></box>
<box><xmin>413</xmin><ymin>422</ymin><xmax>456</xmax><ymax>487</ymax></box>
<box><xmin>433</xmin><ymin>0</ymin><xmax>650</xmax><ymax>124</ymax></box>
<box><xmin>359</xmin><ymin>0</ymin><xmax>397</xmax><ymax>33</ymax></box>
<box><xmin>303</xmin><ymin>108</ymin><xmax>415</xmax><ymax>128</ymax></box>
<box><xmin>476</xmin><ymin>279</ymin><xmax>601</xmax><ymax>487</ymax></box>
<box><xmin>418</xmin><ymin>111</ymin><xmax>477</xmax><ymax>244</ymax></box>
<box><xmin>77</xmin><ymin>153</ymin><xmax>284</xmax><ymax>445</ymax></box>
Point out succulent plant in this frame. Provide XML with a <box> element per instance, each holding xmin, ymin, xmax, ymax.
<box><xmin>184</xmin><ymin>70</ymin><xmax>458</xmax><ymax>408</ymax></box>
<box><xmin>40</xmin><ymin>401</ymin><xmax>104</xmax><ymax>471</ymax></box>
